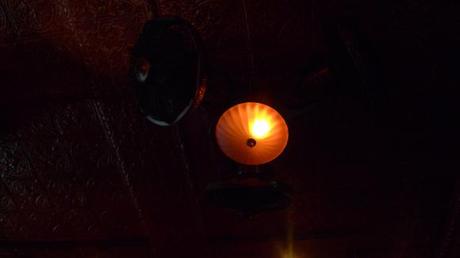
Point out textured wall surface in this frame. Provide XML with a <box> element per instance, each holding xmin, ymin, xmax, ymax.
<box><xmin>0</xmin><ymin>0</ymin><xmax>151</xmax><ymax>257</ymax></box>
<box><xmin>0</xmin><ymin>0</ymin><xmax>205</xmax><ymax>257</ymax></box>
<box><xmin>1</xmin><ymin>0</ymin><xmax>459</xmax><ymax>258</ymax></box>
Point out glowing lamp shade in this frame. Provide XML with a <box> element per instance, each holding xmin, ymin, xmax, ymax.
<box><xmin>215</xmin><ymin>102</ymin><xmax>289</xmax><ymax>165</ymax></box>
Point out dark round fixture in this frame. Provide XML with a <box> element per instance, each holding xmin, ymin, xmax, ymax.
<box><xmin>131</xmin><ymin>17</ymin><xmax>206</xmax><ymax>126</ymax></box>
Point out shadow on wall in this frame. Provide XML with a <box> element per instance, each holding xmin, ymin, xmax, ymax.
<box><xmin>0</xmin><ymin>35</ymin><xmax>137</xmax><ymax>137</ymax></box>
<box><xmin>0</xmin><ymin>37</ymin><xmax>92</xmax><ymax>133</ymax></box>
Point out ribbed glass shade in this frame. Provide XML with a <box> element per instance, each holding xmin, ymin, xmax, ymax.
<box><xmin>215</xmin><ymin>102</ymin><xmax>289</xmax><ymax>165</ymax></box>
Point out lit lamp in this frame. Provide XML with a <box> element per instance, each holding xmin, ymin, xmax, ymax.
<box><xmin>208</xmin><ymin>102</ymin><xmax>290</xmax><ymax>214</ymax></box>
<box><xmin>215</xmin><ymin>102</ymin><xmax>289</xmax><ymax>165</ymax></box>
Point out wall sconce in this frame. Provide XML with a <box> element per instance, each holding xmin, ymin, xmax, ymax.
<box><xmin>207</xmin><ymin>102</ymin><xmax>290</xmax><ymax>215</ymax></box>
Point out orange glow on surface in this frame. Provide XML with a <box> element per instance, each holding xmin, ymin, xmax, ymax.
<box><xmin>215</xmin><ymin>102</ymin><xmax>289</xmax><ymax>165</ymax></box>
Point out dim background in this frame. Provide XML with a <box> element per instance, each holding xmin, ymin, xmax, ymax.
<box><xmin>1</xmin><ymin>0</ymin><xmax>460</xmax><ymax>258</ymax></box>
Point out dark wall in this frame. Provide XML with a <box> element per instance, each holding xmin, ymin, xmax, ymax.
<box><xmin>1</xmin><ymin>0</ymin><xmax>460</xmax><ymax>258</ymax></box>
<box><xmin>0</xmin><ymin>1</ymin><xmax>205</xmax><ymax>257</ymax></box>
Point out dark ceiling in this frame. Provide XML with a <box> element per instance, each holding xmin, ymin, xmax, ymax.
<box><xmin>1</xmin><ymin>0</ymin><xmax>460</xmax><ymax>258</ymax></box>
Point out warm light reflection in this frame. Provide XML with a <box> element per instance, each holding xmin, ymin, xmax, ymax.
<box><xmin>278</xmin><ymin>216</ymin><xmax>297</xmax><ymax>258</ymax></box>
<box><xmin>251</xmin><ymin>119</ymin><xmax>270</xmax><ymax>139</ymax></box>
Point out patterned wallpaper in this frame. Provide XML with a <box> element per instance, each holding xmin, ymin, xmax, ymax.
<box><xmin>0</xmin><ymin>0</ymin><xmax>198</xmax><ymax>257</ymax></box>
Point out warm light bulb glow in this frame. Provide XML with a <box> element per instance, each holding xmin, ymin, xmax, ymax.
<box><xmin>215</xmin><ymin>102</ymin><xmax>289</xmax><ymax>165</ymax></box>
<box><xmin>251</xmin><ymin>119</ymin><xmax>271</xmax><ymax>139</ymax></box>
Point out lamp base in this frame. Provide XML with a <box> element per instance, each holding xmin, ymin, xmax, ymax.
<box><xmin>205</xmin><ymin>176</ymin><xmax>290</xmax><ymax>215</ymax></box>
